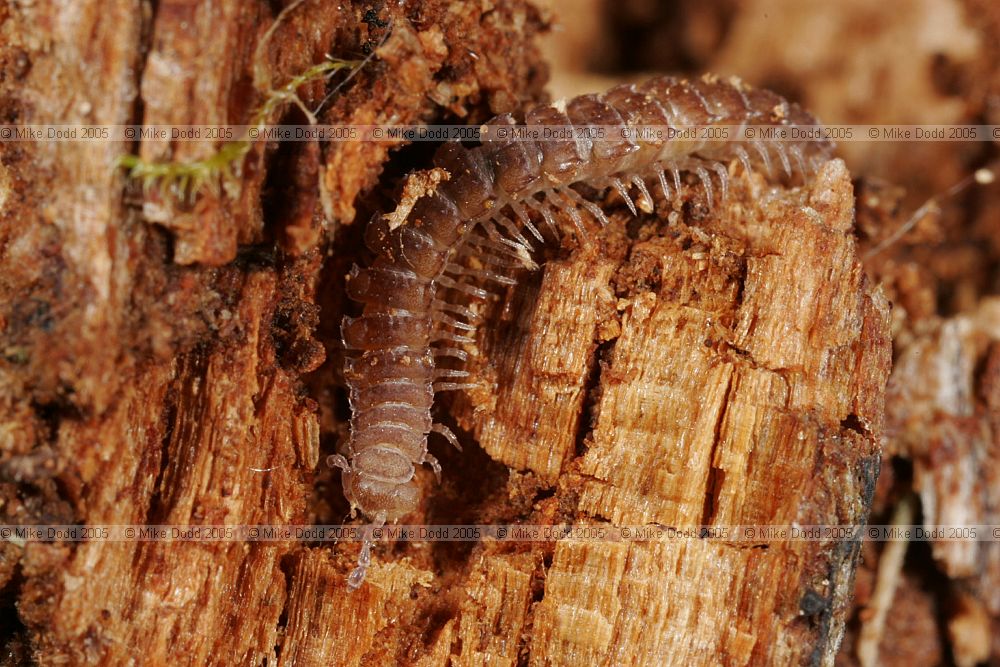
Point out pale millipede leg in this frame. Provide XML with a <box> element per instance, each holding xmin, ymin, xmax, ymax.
<box><xmin>347</xmin><ymin>511</ymin><xmax>387</xmax><ymax>591</ymax></box>
<box><xmin>462</xmin><ymin>239</ymin><xmax>531</xmax><ymax>270</ymax></box>
<box><xmin>494</xmin><ymin>212</ymin><xmax>536</xmax><ymax>252</ymax></box>
<box><xmin>431</xmin><ymin>346</ymin><xmax>469</xmax><ymax>361</ymax></box>
<box><xmin>631</xmin><ymin>175</ymin><xmax>655</xmax><ymax>213</ymax></box>
<box><xmin>670</xmin><ymin>164</ymin><xmax>682</xmax><ymax>194</ymax></box>
<box><xmin>445</xmin><ymin>262</ymin><xmax>518</xmax><ymax>286</ymax></box>
<box><xmin>711</xmin><ymin>161</ymin><xmax>729</xmax><ymax>201</ymax></box>
<box><xmin>509</xmin><ymin>200</ymin><xmax>545</xmax><ymax>243</ymax></box>
<box><xmin>524</xmin><ymin>197</ymin><xmax>561</xmax><ymax>238</ymax></box>
<box><xmin>433</xmin><ymin>381</ymin><xmax>479</xmax><ymax>392</ymax></box>
<box><xmin>751</xmin><ymin>140</ymin><xmax>772</xmax><ymax>176</ymax></box>
<box><xmin>562</xmin><ymin>187</ymin><xmax>611</xmax><ymax>227</ymax></box>
<box><xmin>434</xmin><ymin>368</ymin><xmax>470</xmax><ymax>379</ymax></box>
<box><xmin>774</xmin><ymin>142</ymin><xmax>792</xmax><ymax>177</ymax></box>
<box><xmin>695</xmin><ymin>166</ymin><xmax>714</xmax><ymax>204</ymax></box>
<box><xmin>482</xmin><ymin>236</ymin><xmax>537</xmax><ymax>270</ymax></box>
<box><xmin>477</xmin><ymin>216</ymin><xmax>532</xmax><ymax>257</ymax></box>
<box><xmin>461</xmin><ymin>234</ymin><xmax>522</xmax><ymax>261</ymax></box>
<box><xmin>734</xmin><ymin>145</ymin><xmax>753</xmax><ymax>176</ymax></box>
<box><xmin>610</xmin><ymin>177</ymin><xmax>638</xmax><ymax>216</ymax></box>
<box><xmin>422</xmin><ymin>451</ymin><xmax>442</xmax><ymax>483</ymax></box>
<box><xmin>657</xmin><ymin>168</ymin><xmax>673</xmax><ymax>201</ymax></box>
<box><xmin>546</xmin><ymin>189</ymin><xmax>590</xmax><ymax>240</ymax></box>
<box><xmin>433</xmin><ymin>330</ymin><xmax>475</xmax><ymax>345</ymax></box>
<box><xmin>432</xmin><ymin>299</ymin><xmax>479</xmax><ymax>322</ymax></box>
<box><xmin>437</xmin><ymin>274</ymin><xmax>490</xmax><ymax>300</ymax></box>
<box><xmin>432</xmin><ymin>423</ymin><xmax>463</xmax><ymax>451</ymax></box>
<box><xmin>789</xmin><ymin>144</ymin><xmax>807</xmax><ymax>177</ymax></box>
<box><xmin>432</xmin><ymin>311</ymin><xmax>476</xmax><ymax>331</ymax></box>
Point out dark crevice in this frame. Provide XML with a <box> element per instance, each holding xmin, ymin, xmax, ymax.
<box><xmin>28</xmin><ymin>398</ymin><xmax>62</xmax><ymax>444</ymax></box>
<box><xmin>732</xmin><ymin>256</ymin><xmax>749</xmax><ymax>310</ymax></box>
<box><xmin>531</xmin><ymin>485</ymin><xmax>557</xmax><ymax>505</ymax></box>
<box><xmin>270</xmin><ymin>292</ymin><xmax>322</xmax><ymax>373</ymax></box>
<box><xmin>0</xmin><ymin>594</ymin><xmax>30</xmax><ymax>667</ymax></box>
<box><xmin>514</xmin><ymin>552</ymin><xmax>550</xmax><ymax>667</ymax></box>
<box><xmin>146</xmin><ymin>349</ymin><xmax>197</xmax><ymax>525</ymax></box>
<box><xmin>122</xmin><ymin>0</ymin><xmax>158</xmax><ymax>157</ymax></box>
<box><xmin>840</xmin><ymin>412</ymin><xmax>867</xmax><ymax>437</ymax></box>
<box><xmin>595</xmin><ymin>0</ymin><xmax>738</xmax><ymax>75</ymax></box>
<box><xmin>265</xmin><ymin>0</ymin><xmax>285</xmax><ymax>18</ymax></box>
<box><xmin>258</xmin><ymin>106</ymin><xmax>316</xmax><ymax>247</ymax></box>
<box><xmin>270</xmin><ymin>551</ymin><xmax>298</xmax><ymax>665</ymax></box>
<box><xmin>423</xmin><ymin>416</ymin><xmax>506</xmax><ymax>580</ymax></box>
<box><xmin>416</xmin><ymin>604</ymin><xmax>455</xmax><ymax>657</ymax></box>
<box><xmin>572</xmin><ymin>337</ymin><xmax>615</xmax><ymax>460</ymax></box>
<box><xmin>700</xmin><ymin>370</ymin><xmax>734</xmax><ymax>526</ymax></box>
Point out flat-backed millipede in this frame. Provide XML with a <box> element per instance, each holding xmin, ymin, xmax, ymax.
<box><xmin>330</xmin><ymin>74</ymin><xmax>835</xmax><ymax>589</ymax></box>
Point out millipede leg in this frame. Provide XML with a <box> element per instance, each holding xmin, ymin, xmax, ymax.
<box><xmin>610</xmin><ymin>177</ymin><xmax>638</xmax><ymax>216</ymax></box>
<box><xmin>735</xmin><ymin>145</ymin><xmax>753</xmax><ymax>176</ymax></box>
<box><xmin>631</xmin><ymin>175</ymin><xmax>655</xmax><ymax>213</ymax></box>
<box><xmin>669</xmin><ymin>163</ymin><xmax>682</xmax><ymax>193</ymax></box>
<box><xmin>437</xmin><ymin>274</ymin><xmax>490</xmax><ymax>300</ymax></box>
<box><xmin>445</xmin><ymin>262</ymin><xmax>518</xmax><ymax>286</ymax></box>
<box><xmin>434</xmin><ymin>368</ymin><xmax>471</xmax><ymax>380</ymax></box>
<box><xmin>774</xmin><ymin>143</ymin><xmax>792</xmax><ymax>177</ymax></box>
<box><xmin>433</xmin><ymin>381</ymin><xmax>479</xmax><ymax>392</ymax></box>
<box><xmin>524</xmin><ymin>197</ymin><xmax>561</xmax><ymax>238</ymax></box>
<box><xmin>422</xmin><ymin>452</ymin><xmax>442</xmax><ymax>483</ymax></box>
<box><xmin>711</xmin><ymin>161</ymin><xmax>729</xmax><ymax>201</ymax></box>
<box><xmin>347</xmin><ymin>511</ymin><xmax>387</xmax><ymax>591</ymax></box>
<box><xmin>432</xmin><ymin>423</ymin><xmax>463</xmax><ymax>451</ymax></box>
<box><xmin>562</xmin><ymin>187</ymin><xmax>611</xmax><ymax>227</ymax></box>
<box><xmin>495</xmin><ymin>213</ymin><xmax>536</xmax><ymax>252</ymax></box>
<box><xmin>433</xmin><ymin>299</ymin><xmax>480</xmax><ymax>322</ymax></box>
<box><xmin>657</xmin><ymin>169</ymin><xmax>672</xmax><ymax>200</ymax></box>
<box><xmin>476</xmin><ymin>216</ymin><xmax>534</xmax><ymax>264</ymax></box>
<box><xmin>547</xmin><ymin>189</ymin><xmax>591</xmax><ymax>241</ymax></box>
<box><xmin>433</xmin><ymin>331</ymin><xmax>475</xmax><ymax>345</ymax></box>
<box><xmin>433</xmin><ymin>311</ymin><xmax>476</xmax><ymax>332</ymax></box>
<box><xmin>695</xmin><ymin>166</ymin><xmax>714</xmax><ymax>204</ymax></box>
<box><xmin>510</xmin><ymin>201</ymin><xmax>545</xmax><ymax>243</ymax></box>
<box><xmin>751</xmin><ymin>140</ymin><xmax>773</xmax><ymax>176</ymax></box>
<box><xmin>432</xmin><ymin>346</ymin><xmax>470</xmax><ymax>361</ymax></box>
<box><xmin>460</xmin><ymin>240</ymin><xmax>527</xmax><ymax>270</ymax></box>
<box><xmin>789</xmin><ymin>144</ymin><xmax>807</xmax><ymax>177</ymax></box>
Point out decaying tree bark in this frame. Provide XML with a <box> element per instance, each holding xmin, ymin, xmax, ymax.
<box><xmin>445</xmin><ymin>160</ymin><xmax>890</xmax><ymax>666</ymax></box>
<box><xmin>0</xmin><ymin>1</ymin><xmax>892</xmax><ymax>665</ymax></box>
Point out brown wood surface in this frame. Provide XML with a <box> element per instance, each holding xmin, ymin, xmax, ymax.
<box><xmin>0</xmin><ymin>1</ymin><xmax>895</xmax><ymax>665</ymax></box>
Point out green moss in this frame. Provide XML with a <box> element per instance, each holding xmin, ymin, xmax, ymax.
<box><xmin>117</xmin><ymin>57</ymin><xmax>360</xmax><ymax>201</ymax></box>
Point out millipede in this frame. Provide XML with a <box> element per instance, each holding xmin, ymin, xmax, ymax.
<box><xmin>330</xmin><ymin>74</ymin><xmax>835</xmax><ymax>589</ymax></box>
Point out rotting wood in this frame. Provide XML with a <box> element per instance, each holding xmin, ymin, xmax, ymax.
<box><xmin>442</xmin><ymin>159</ymin><xmax>890</xmax><ymax>666</ymax></box>
<box><xmin>0</xmin><ymin>1</ymin><xmax>894</xmax><ymax>665</ymax></box>
<box><xmin>840</xmin><ymin>299</ymin><xmax>1000</xmax><ymax>667</ymax></box>
<box><xmin>297</xmin><ymin>160</ymin><xmax>889</xmax><ymax>666</ymax></box>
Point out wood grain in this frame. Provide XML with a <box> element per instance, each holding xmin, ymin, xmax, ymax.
<box><xmin>0</xmin><ymin>1</ymin><xmax>894</xmax><ymax>665</ymax></box>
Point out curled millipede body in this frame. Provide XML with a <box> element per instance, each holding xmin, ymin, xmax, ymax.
<box><xmin>332</xmin><ymin>74</ymin><xmax>834</xmax><ymax>588</ymax></box>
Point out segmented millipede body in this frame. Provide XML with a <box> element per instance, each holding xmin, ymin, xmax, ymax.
<box><xmin>331</xmin><ymin>74</ymin><xmax>835</xmax><ymax>588</ymax></box>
